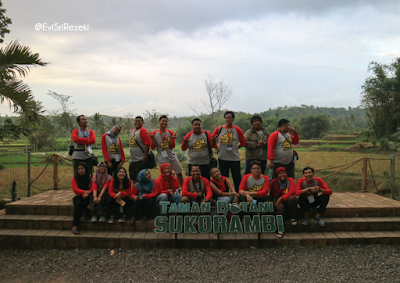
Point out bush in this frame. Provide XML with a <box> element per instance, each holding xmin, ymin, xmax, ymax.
<box><xmin>371</xmin><ymin>139</ymin><xmax>377</xmax><ymax>146</ymax></box>
<box><xmin>0</xmin><ymin>164</ymin><xmax>5</xmax><ymax>170</ymax></box>
<box><xmin>176</xmin><ymin>151</ymin><xmax>187</xmax><ymax>162</ymax></box>
<box><xmin>52</xmin><ymin>142</ymin><xmax>69</xmax><ymax>151</ymax></box>
<box><xmin>379</xmin><ymin>138</ymin><xmax>389</xmax><ymax>149</ymax></box>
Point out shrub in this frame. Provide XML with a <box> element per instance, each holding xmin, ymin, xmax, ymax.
<box><xmin>176</xmin><ymin>151</ymin><xmax>187</xmax><ymax>162</ymax></box>
<box><xmin>371</xmin><ymin>139</ymin><xmax>377</xmax><ymax>146</ymax></box>
<box><xmin>379</xmin><ymin>138</ymin><xmax>389</xmax><ymax>149</ymax></box>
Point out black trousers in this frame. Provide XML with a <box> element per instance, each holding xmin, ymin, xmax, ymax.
<box><xmin>107</xmin><ymin>159</ymin><xmax>121</xmax><ymax>178</ymax></box>
<box><xmin>298</xmin><ymin>194</ymin><xmax>330</xmax><ymax>215</ymax></box>
<box><xmin>73</xmin><ymin>195</ymin><xmax>91</xmax><ymax>227</ymax></box>
<box><xmin>273</xmin><ymin>195</ymin><xmax>298</xmax><ymax>220</ymax></box>
<box><xmin>108</xmin><ymin>196</ymin><xmax>132</xmax><ymax>216</ymax></box>
<box><xmin>132</xmin><ymin>197</ymin><xmax>156</xmax><ymax>217</ymax></box>
<box><xmin>218</xmin><ymin>159</ymin><xmax>241</xmax><ymax>192</ymax></box>
<box><xmin>272</xmin><ymin>161</ymin><xmax>295</xmax><ymax>179</ymax></box>
<box><xmin>73</xmin><ymin>158</ymin><xmax>93</xmax><ymax>176</ymax></box>
<box><xmin>188</xmin><ymin>164</ymin><xmax>210</xmax><ymax>180</ymax></box>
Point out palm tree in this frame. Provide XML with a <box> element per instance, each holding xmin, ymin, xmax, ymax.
<box><xmin>90</xmin><ymin>112</ymin><xmax>105</xmax><ymax>145</ymax></box>
<box><xmin>0</xmin><ymin>40</ymin><xmax>47</xmax><ymax>125</ymax></box>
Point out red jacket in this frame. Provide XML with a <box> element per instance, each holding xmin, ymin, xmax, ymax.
<box><xmin>91</xmin><ymin>178</ymin><xmax>111</xmax><ymax>192</ymax></box>
<box><xmin>71</xmin><ymin>129</ymin><xmax>96</xmax><ymax>145</ymax></box>
<box><xmin>150</xmin><ymin>129</ymin><xmax>176</xmax><ymax>150</ymax></box>
<box><xmin>182</xmin><ymin>176</ymin><xmax>213</xmax><ymax>201</ymax></box>
<box><xmin>156</xmin><ymin>176</ymin><xmax>180</xmax><ymax>196</ymax></box>
<box><xmin>130</xmin><ymin>181</ymin><xmax>162</xmax><ymax>200</ymax></box>
<box><xmin>269</xmin><ymin>177</ymin><xmax>296</xmax><ymax>201</ymax></box>
<box><xmin>239</xmin><ymin>173</ymin><xmax>270</xmax><ymax>197</ymax></box>
<box><xmin>101</xmin><ymin>134</ymin><xmax>126</xmax><ymax>162</ymax></box>
<box><xmin>71</xmin><ymin>177</ymin><xmax>91</xmax><ymax>196</ymax></box>
<box><xmin>295</xmin><ymin>177</ymin><xmax>332</xmax><ymax>196</ymax></box>
<box><xmin>267</xmin><ymin>130</ymin><xmax>299</xmax><ymax>160</ymax></box>
<box><xmin>212</xmin><ymin>125</ymin><xmax>246</xmax><ymax>148</ymax></box>
<box><xmin>108</xmin><ymin>179</ymin><xmax>132</xmax><ymax>199</ymax></box>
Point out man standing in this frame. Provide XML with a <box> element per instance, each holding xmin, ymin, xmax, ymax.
<box><xmin>244</xmin><ymin>115</ymin><xmax>269</xmax><ymax>175</ymax></box>
<box><xmin>129</xmin><ymin>116</ymin><xmax>151</xmax><ymax>182</ymax></box>
<box><xmin>212</xmin><ymin>111</ymin><xmax>246</xmax><ymax>192</ymax></box>
<box><xmin>150</xmin><ymin>115</ymin><xmax>184</xmax><ymax>186</ymax></box>
<box><xmin>296</xmin><ymin>167</ymin><xmax>332</xmax><ymax>227</ymax></box>
<box><xmin>267</xmin><ymin>119</ymin><xmax>299</xmax><ymax>179</ymax></box>
<box><xmin>181</xmin><ymin>165</ymin><xmax>213</xmax><ymax>204</ymax></box>
<box><xmin>72</xmin><ymin>115</ymin><xmax>96</xmax><ymax>175</ymax></box>
<box><xmin>181</xmin><ymin>118</ymin><xmax>215</xmax><ymax>180</ymax></box>
<box><xmin>238</xmin><ymin>160</ymin><xmax>270</xmax><ymax>203</ymax></box>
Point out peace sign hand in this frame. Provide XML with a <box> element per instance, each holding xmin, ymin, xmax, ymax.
<box><xmin>172</xmin><ymin>131</ymin><xmax>180</xmax><ymax>139</ymax></box>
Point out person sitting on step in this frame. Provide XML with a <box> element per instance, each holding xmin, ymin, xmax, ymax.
<box><xmin>71</xmin><ymin>162</ymin><xmax>92</xmax><ymax>235</ymax></box>
<box><xmin>209</xmin><ymin>167</ymin><xmax>240</xmax><ymax>207</ymax></box>
<box><xmin>296</xmin><ymin>166</ymin><xmax>332</xmax><ymax>227</ymax></box>
<box><xmin>91</xmin><ymin>162</ymin><xmax>112</xmax><ymax>222</ymax></box>
<box><xmin>155</xmin><ymin>163</ymin><xmax>182</xmax><ymax>213</ymax></box>
<box><xmin>131</xmin><ymin>169</ymin><xmax>161</xmax><ymax>223</ymax></box>
<box><xmin>269</xmin><ymin>167</ymin><xmax>298</xmax><ymax>238</ymax></box>
<box><xmin>108</xmin><ymin>167</ymin><xmax>132</xmax><ymax>224</ymax></box>
<box><xmin>181</xmin><ymin>165</ymin><xmax>213</xmax><ymax>204</ymax></box>
<box><xmin>238</xmin><ymin>160</ymin><xmax>270</xmax><ymax>203</ymax></box>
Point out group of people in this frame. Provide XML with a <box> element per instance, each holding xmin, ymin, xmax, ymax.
<box><xmin>70</xmin><ymin>112</ymin><xmax>332</xmax><ymax>238</ymax></box>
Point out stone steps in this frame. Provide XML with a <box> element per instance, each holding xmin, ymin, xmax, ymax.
<box><xmin>1</xmin><ymin>229</ymin><xmax>400</xmax><ymax>249</ymax></box>
<box><xmin>6</xmin><ymin>203</ymin><xmax>400</xmax><ymax>218</ymax></box>
<box><xmin>2</xmin><ymin>214</ymin><xmax>400</xmax><ymax>233</ymax></box>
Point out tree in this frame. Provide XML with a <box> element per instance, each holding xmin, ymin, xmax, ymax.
<box><xmin>297</xmin><ymin>114</ymin><xmax>333</xmax><ymax>139</ymax></box>
<box><xmin>144</xmin><ymin>109</ymin><xmax>163</xmax><ymax>129</ymax></box>
<box><xmin>48</xmin><ymin>90</ymin><xmax>75</xmax><ymax>144</ymax></box>
<box><xmin>0</xmin><ymin>118</ymin><xmax>21</xmax><ymax>149</ymax></box>
<box><xmin>361</xmin><ymin>58</ymin><xmax>400</xmax><ymax>139</ymax></box>
<box><xmin>122</xmin><ymin>112</ymin><xmax>135</xmax><ymax>135</ymax></box>
<box><xmin>189</xmin><ymin>74</ymin><xmax>232</xmax><ymax>127</ymax></box>
<box><xmin>90</xmin><ymin>112</ymin><xmax>105</xmax><ymax>144</ymax></box>
<box><xmin>0</xmin><ymin>1</ymin><xmax>11</xmax><ymax>43</ymax></box>
<box><xmin>0</xmin><ymin>2</ymin><xmax>47</xmax><ymax>125</ymax></box>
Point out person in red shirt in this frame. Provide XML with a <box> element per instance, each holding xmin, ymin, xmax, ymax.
<box><xmin>209</xmin><ymin>167</ymin><xmax>240</xmax><ymax>205</ymax></box>
<box><xmin>90</xmin><ymin>162</ymin><xmax>112</xmax><ymax>222</ymax></box>
<box><xmin>101</xmin><ymin>125</ymin><xmax>125</xmax><ymax>177</ymax></box>
<box><xmin>181</xmin><ymin>165</ymin><xmax>213</xmax><ymax>204</ymax></box>
<box><xmin>212</xmin><ymin>111</ymin><xmax>246</xmax><ymax>191</ymax></box>
<box><xmin>71</xmin><ymin>162</ymin><xmax>92</xmax><ymax>235</ymax></box>
<box><xmin>107</xmin><ymin>167</ymin><xmax>133</xmax><ymax>223</ymax></box>
<box><xmin>71</xmin><ymin>115</ymin><xmax>96</xmax><ymax>175</ymax></box>
<box><xmin>296</xmin><ymin>167</ymin><xmax>332</xmax><ymax>227</ymax></box>
<box><xmin>131</xmin><ymin>169</ymin><xmax>161</xmax><ymax>223</ymax></box>
<box><xmin>150</xmin><ymin>115</ymin><xmax>184</xmax><ymax>187</ymax></box>
<box><xmin>238</xmin><ymin>160</ymin><xmax>270</xmax><ymax>203</ymax></box>
<box><xmin>270</xmin><ymin>167</ymin><xmax>298</xmax><ymax>238</ymax></box>
<box><xmin>129</xmin><ymin>116</ymin><xmax>151</xmax><ymax>182</ymax></box>
<box><xmin>155</xmin><ymin>163</ymin><xmax>182</xmax><ymax>211</ymax></box>
<box><xmin>267</xmin><ymin>119</ymin><xmax>299</xmax><ymax>179</ymax></box>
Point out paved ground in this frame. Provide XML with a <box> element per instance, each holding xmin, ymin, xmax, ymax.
<box><xmin>1</xmin><ymin>245</ymin><xmax>399</xmax><ymax>282</ymax></box>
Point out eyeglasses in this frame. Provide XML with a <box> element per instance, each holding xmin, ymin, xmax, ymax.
<box><xmin>251</xmin><ymin>167</ymin><xmax>261</xmax><ymax>170</ymax></box>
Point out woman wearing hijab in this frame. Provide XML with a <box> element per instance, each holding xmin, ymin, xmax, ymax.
<box><xmin>108</xmin><ymin>167</ymin><xmax>132</xmax><ymax>223</ymax></box>
<box><xmin>71</xmin><ymin>162</ymin><xmax>92</xmax><ymax>235</ymax></box>
<box><xmin>101</xmin><ymin>125</ymin><xmax>125</xmax><ymax>177</ymax></box>
<box><xmin>155</xmin><ymin>163</ymin><xmax>182</xmax><ymax>211</ymax></box>
<box><xmin>269</xmin><ymin>167</ymin><xmax>298</xmax><ymax>238</ymax></box>
<box><xmin>131</xmin><ymin>169</ymin><xmax>161</xmax><ymax>223</ymax></box>
<box><xmin>91</xmin><ymin>162</ymin><xmax>113</xmax><ymax>222</ymax></box>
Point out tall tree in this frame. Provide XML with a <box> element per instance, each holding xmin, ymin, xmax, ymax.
<box><xmin>90</xmin><ymin>112</ymin><xmax>105</xmax><ymax>145</ymax></box>
<box><xmin>48</xmin><ymin>91</ymin><xmax>75</xmax><ymax>144</ymax></box>
<box><xmin>361</xmin><ymin>58</ymin><xmax>400</xmax><ymax>139</ymax></box>
<box><xmin>0</xmin><ymin>2</ymin><xmax>47</xmax><ymax>125</ymax></box>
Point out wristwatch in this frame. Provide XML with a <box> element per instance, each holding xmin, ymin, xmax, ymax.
<box><xmin>307</xmin><ymin>187</ymin><xmax>310</xmax><ymax>191</ymax></box>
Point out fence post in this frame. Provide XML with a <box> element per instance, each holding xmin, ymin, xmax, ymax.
<box><xmin>53</xmin><ymin>154</ymin><xmax>59</xmax><ymax>190</ymax></box>
<box><xmin>391</xmin><ymin>154</ymin><xmax>396</xmax><ymax>199</ymax></box>
<box><xmin>27</xmin><ymin>151</ymin><xmax>31</xmax><ymax>197</ymax></box>
<box><xmin>362</xmin><ymin>158</ymin><xmax>368</xmax><ymax>192</ymax></box>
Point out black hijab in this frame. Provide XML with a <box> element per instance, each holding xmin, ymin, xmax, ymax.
<box><xmin>75</xmin><ymin>162</ymin><xmax>91</xmax><ymax>191</ymax></box>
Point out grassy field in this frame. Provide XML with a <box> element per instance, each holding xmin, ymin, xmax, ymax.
<box><xmin>1</xmin><ymin>148</ymin><xmax>399</xmax><ymax>200</ymax></box>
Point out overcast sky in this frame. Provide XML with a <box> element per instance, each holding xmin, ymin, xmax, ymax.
<box><xmin>1</xmin><ymin>0</ymin><xmax>400</xmax><ymax>118</ymax></box>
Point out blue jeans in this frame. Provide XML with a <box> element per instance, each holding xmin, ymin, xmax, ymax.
<box><xmin>245</xmin><ymin>159</ymin><xmax>267</xmax><ymax>175</ymax></box>
<box><xmin>155</xmin><ymin>193</ymin><xmax>182</xmax><ymax>213</ymax></box>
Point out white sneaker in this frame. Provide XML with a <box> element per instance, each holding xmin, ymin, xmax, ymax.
<box><xmin>91</xmin><ymin>215</ymin><xmax>97</xmax><ymax>222</ymax></box>
<box><xmin>98</xmin><ymin>216</ymin><xmax>106</xmax><ymax>222</ymax></box>
<box><xmin>109</xmin><ymin>217</ymin><xmax>115</xmax><ymax>224</ymax></box>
